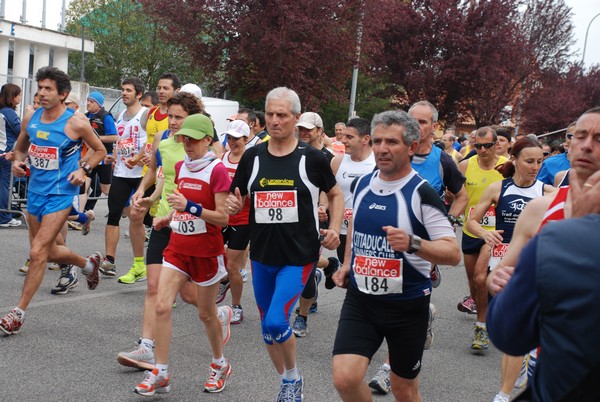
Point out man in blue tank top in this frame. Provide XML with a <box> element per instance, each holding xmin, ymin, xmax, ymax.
<box><xmin>0</xmin><ymin>67</ymin><xmax>106</xmax><ymax>336</ymax></box>
<box><xmin>331</xmin><ymin>110</ymin><xmax>460</xmax><ymax>402</ymax></box>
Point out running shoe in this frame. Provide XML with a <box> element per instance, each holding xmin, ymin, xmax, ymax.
<box><xmin>240</xmin><ymin>268</ymin><xmax>249</xmax><ymax>282</ymax></box>
<box><xmin>67</xmin><ymin>220</ymin><xmax>82</xmax><ymax>231</ymax></box>
<box><xmin>0</xmin><ymin>309</ymin><xmax>24</xmax><ymax>336</ymax></box>
<box><xmin>18</xmin><ymin>259</ymin><xmax>29</xmax><ymax>274</ymax></box>
<box><xmin>430</xmin><ymin>264</ymin><xmax>441</xmax><ymax>288</ymax></box>
<box><xmin>84</xmin><ymin>252</ymin><xmax>102</xmax><ymax>290</ymax></box>
<box><xmin>292</xmin><ymin>315</ymin><xmax>308</xmax><ymax>338</ymax></box>
<box><xmin>51</xmin><ymin>265</ymin><xmax>78</xmax><ymax>295</ymax></box>
<box><xmin>323</xmin><ymin>257</ymin><xmax>339</xmax><ymax>289</ymax></box>
<box><xmin>134</xmin><ymin>368</ymin><xmax>171</xmax><ymax>396</ymax></box>
<box><xmin>231</xmin><ymin>304</ymin><xmax>244</xmax><ymax>325</ymax></box>
<box><xmin>457</xmin><ymin>295</ymin><xmax>477</xmax><ymax>314</ymax></box>
<box><xmin>99</xmin><ymin>258</ymin><xmax>116</xmax><ymax>277</ymax></box>
<box><xmin>48</xmin><ymin>262</ymin><xmax>61</xmax><ymax>270</ymax></box>
<box><xmin>493</xmin><ymin>393</ymin><xmax>510</xmax><ymax>402</ymax></box>
<box><xmin>216</xmin><ymin>281</ymin><xmax>230</xmax><ymax>304</ymax></box>
<box><xmin>203</xmin><ymin>361</ymin><xmax>232</xmax><ymax>393</ymax></box>
<box><xmin>471</xmin><ymin>323</ymin><xmax>490</xmax><ymax>351</ymax></box>
<box><xmin>0</xmin><ymin>218</ymin><xmax>22</xmax><ymax>227</ymax></box>
<box><xmin>118</xmin><ymin>263</ymin><xmax>147</xmax><ymax>284</ymax></box>
<box><xmin>368</xmin><ymin>364</ymin><xmax>391</xmax><ymax>394</ymax></box>
<box><xmin>218</xmin><ymin>305</ymin><xmax>232</xmax><ymax>346</ymax></box>
<box><xmin>117</xmin><ymin>345</ymin><xmax>156</xmax><ymax>370</ymax></box>
<box><xmin>424</xmin><ymin>303</ymin><xmax>435</xmax><ymax>350</ymax></box>
<box><xmin>81</xmin><ymin>210</ymin><xmax>95</xmax><ymax>236</ymax></box>
<box><xmin>276</xmin><ymin>376</ymin><xmax>303</xmax><ymax>402</ymax></box>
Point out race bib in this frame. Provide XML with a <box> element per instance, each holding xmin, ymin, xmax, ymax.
<box><xmin>117</xmin><ymin>138</ymin><xmax>135</xmax><ymax>158</ymax></box>
<box><xmin>254</xmin><ymin>190</ymin><xmax>299</xmax><ymax>224</ymax></box>
<box><xmin>354</xmin><ymin>255</ymin><xmax>403</xmax><ymax>295</ymax></box>
<box><xmin>342</xmin><ymin>208</ymin><xmax>353</xmax><ymax>230</ymax></box>
<box><xmin>156</xmin><ymin>166</ymin><xmax>164</xmax><ymax>180</ymax></box>
<box><xmin>470</xmin><ymin>205</ymin><xmax>496</xmax><ymax>228</ymax></box>
<box><xmin>169</xmin><ymin>211</ymin><xmax>206</xmax><ymax>235</ymax></box>
<box><xmin>29</xmin><ymin>144</ymin><xmax>59</xmax><ymax>170</ymax></box>
<box><xmin>144</xmin><ymin>143</ymin><xmax>153</xmax><ymax>157</ymax></box>
<box><xmin>489</xmin><ymin>243</ymin><xmax>509</xmax><ymax>271</ymax></box>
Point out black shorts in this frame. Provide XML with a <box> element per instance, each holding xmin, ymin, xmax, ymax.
<box><xmin>146</xmin><ymin>226</ymin><xmax>171</xmax><ymax>265</ymax></box>
<box><xmin>332</xmin><ymin>287</ymin><xmax>430</xmax><ymax>379</ymax></box>
<box><xmin>461</xmin><ymin>232</ymin><xmax>485</xmax><ymax>254</ymax></box>
<box><xmin>222</xmin><ymin>224</ymin><xmax>251</xmax><ymax>251</ymax></box>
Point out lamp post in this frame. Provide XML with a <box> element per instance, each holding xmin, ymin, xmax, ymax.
<box><xmin>582</xmin><ymin>12</ymin><xmax>600</xmax><ymax>65</ymax></box>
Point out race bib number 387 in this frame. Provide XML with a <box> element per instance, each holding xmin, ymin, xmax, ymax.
<box><xmin>254</xmin><ymin>190</ymin><xmax>299</xmax><ymax>224</ymax></box>
<box><xmin>354</xmin><ymin>255</ymin><xmax>403</xmax><ymax>295</ymax></box>
<box><xmin>29</xmin><ymin>144</ymin><xmax>59</xmax><ymax>170</ymax></box>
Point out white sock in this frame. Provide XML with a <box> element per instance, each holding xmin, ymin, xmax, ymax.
<box><xmin>476</xmin><ymin>321</ymin><xmax>487</xmax><ymax>329</ymax></box>
<box><xmin>282</xmin><ymin>367</ymin><xmax>300</xmax><ymax>381</ymax></box>
<box><xmin>81</xmin><ymin>258</ymin><xmax>94</xmax><ymax>275</ymax></box>
<box><xmin>212</xmin><ymin>356</ymin><xmax>227</xmax><ymax>367</ymax></box>
<box><xmin>141</xmin><ymin>338</ymin><xmax>154</xmax><ymax>350</ymax></box>
<box><xmin>155</xmin><ymin>363</ymin><xmax>168</xmax><ymax>377</ymax></box>
<box><xmin>498</xmin><ymin>391</ymin><xmax>510</xmax><ymax>399</ymax></box>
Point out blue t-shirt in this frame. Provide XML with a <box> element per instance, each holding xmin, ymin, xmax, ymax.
<box><xmin>537</xmin><ymin>153</ymin><xmax>569</xmax><ymax>185</ymax></box>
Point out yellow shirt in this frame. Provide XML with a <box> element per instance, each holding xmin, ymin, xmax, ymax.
<box><xmin>463</xmin><ymin>155</ymin><xmax>507</xmax><ymax>238</ymax></box>
<box><xmin>143</xmin><ymin>107</ymin><xmax>169</xmax><ymax>176</ymax></box>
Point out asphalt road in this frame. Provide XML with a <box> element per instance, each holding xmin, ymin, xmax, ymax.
<box><xmin>0</xmin><ymin>202</ymin><xmax>514</xmax><ymax>402</ymax></box>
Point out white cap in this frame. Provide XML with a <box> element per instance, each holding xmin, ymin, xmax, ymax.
<box><xmin>180</xmin><ymin>83</ymin><xmax>203</xmax><ymax>100</ymax></box>
<box><xmin>223</xmin><ymin>119</ymin><xmax>250</xmax><ymax>138</ymax></box>
<box><xmin>296</xmin><ymin>112</ymin><xmax>323</xmax><ymax>129</ymax></box>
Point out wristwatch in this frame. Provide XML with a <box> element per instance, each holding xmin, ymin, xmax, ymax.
<box><xmin>80</xmin><ymin>162</ymin><xmax>92</xmax><ymax>176</ymax></box>
<box><xmin>407</xmin><ymin>234</ymin><xmax>422</xmax><ymax>254</ymax></box>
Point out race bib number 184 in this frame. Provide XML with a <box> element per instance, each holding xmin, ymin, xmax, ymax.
<box><xmin>354</xmin><ymin>255</ymin><xmax>403</xmax><ymax>295</ymax></box>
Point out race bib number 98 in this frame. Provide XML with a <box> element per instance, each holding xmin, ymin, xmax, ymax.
<box><xmin>169</xmin><ymin>211</ymin><xmax>206</xmax><ymax>235</ymax></box>
<box><xmin>354</xmin><ymin>255</ymin><xmax>403</xmax><ymax>295</ymax></box>
<box><xmin>29</xmin><ymin>144</ymin><xmax>59</xmax><ymax>170</ymax></box>
<box><xmin>254</xmin><ymin>190</ymin><xmax>299</xmax><ymax>224</ymax></box>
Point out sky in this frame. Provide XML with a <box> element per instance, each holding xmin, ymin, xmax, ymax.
<box><xmin>4</xmin><ymin>0</ymin><xmax>600</xmax><ymax>68</ymax></box>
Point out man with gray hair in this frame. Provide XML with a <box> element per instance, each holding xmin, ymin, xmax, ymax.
<box><xmin>331</xmin><ymin>110</ymin><xmax>460</xmax><ymax>402</ymax></box>
<box><xmin>225</xmin><ymin>87</ymin><xmax>343</xmax><ymax>402</ymax></box>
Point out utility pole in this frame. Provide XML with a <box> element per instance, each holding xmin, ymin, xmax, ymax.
<box><xmin>348</xmin><ymin>0</ymin><xmax>365</xmax><ymax>120</ymax></box>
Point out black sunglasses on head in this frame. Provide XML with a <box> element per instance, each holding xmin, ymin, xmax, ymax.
<box><xmin>474</xmin><ymin>142</ymin><xmax>496</xmax><ymax>150</ymax></box>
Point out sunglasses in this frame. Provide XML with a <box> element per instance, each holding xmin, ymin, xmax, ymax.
<box><xmin>566</xmin><ymin>134</ymin><xmax>573</xmax><ymax>139</ymax></box>
<box><xmin>180</xmin><ymin>136</ymin><xmax>202</xmax><ymax>144</ymax></box>
<box><xmin>474</xmin><ymin>142</ymin><xmax>496</xmax><ymax>150</ymax></box>
<box><xmin>543</xmin><ymin>151</ymin><xmax>549</xmax><ymax>156</ymax></box>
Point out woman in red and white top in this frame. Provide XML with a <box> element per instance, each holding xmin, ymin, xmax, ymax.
<box><xmin>134</xmin><ymin>114</ymin><xmax>233</xmax><ymax>397</ymax></box>
<box><xmin>220</xmin><ymin>120</ymin><xmax>252</xmax><ymax>324</ymax></box>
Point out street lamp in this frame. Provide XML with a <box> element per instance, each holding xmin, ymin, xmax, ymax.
<box><xmin>582</xmin><ymin>12</ymin><xmax>600</xmax><ymax>65</ymax></box>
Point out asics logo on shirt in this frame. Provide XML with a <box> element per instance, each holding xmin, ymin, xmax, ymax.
<box><xmin>369</xmin><ymin>203</ymin><xmax>386</xmax><ymax>211</ymax></box>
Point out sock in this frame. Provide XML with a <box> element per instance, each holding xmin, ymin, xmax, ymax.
<box><xmin>381</xmin><ymin>363</ymin><xmax>391</xmax><ymax>371</ymax></box>
<box><xmin>76</xmin><ymin>211</ymin><xmax>88</xmax><ymax>224</ymax></box>
<box><xmin>81</xmin><ymin>258</ymin><xmax>94</xmax><ymax>275</ymax></box>
<box><xmin>212</xmin><ymin>356</ymin><xmax>227</xmax><ymax>367</ymax></box>
<box><xmin>106</xmin><ymin>255</ymin><xmax>115</xmax><ymax>264</ymax></box>
<box><xmin>497</xmin><ymin>391</ymin><xmax>510</xmax><ymax>399</ymax></box>
<box><xmin>13</xmin><ymin>307</ymin><xmax>25</xmax><ymax>319</ymax></box>
<box><xmin>282</xmin><ymin>367</ymin><xmax>300</xmax><ymax>381</ymax></box>
<box><xmin>155</xmin><ymin>363</ymin><xmax>168</xmax><ymax>377</ymax></box>
<box><xmin>134</xmin><ymin>256</ymin><xmax>145</xmax><ymax>267</ymax></box>
<box><xmin>298</xmin><ymin>314</ymin><xmax>307</xmax><ymax>322</ymax></box>
<box><xmin>140</xmin><ymin>338</ymin><xmax>154</xmax><ymax>350</ymax></box>
<box><xmin>476</xmin><ymin>321</ymin><xmax>487</xmax><ymax>329</ymax></box>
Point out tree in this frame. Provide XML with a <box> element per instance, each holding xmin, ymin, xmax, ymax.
<box><xmin>374</xmin><ymin>0</ymin><xmax>575</xmax><ymax>127</ymax></box>
<box><xmin>140</xmin><ymin>0</ymin><xmax>369</xmax><ymax>110</ymax></box>
<box><xmin>521</xmin><ymin>65</ymin><xmax>600</xmax><ymax>133</ymax></box>
<box><xmin>66</xmin><ymin>0</ymin><xmax>204</xmax><ymax>89</ymax></box>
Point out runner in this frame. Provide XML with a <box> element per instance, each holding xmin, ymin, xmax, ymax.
<box><xmin>331</xmin><ymin>110</ymin><xmax>460</xmax><ymax>402</ymax></box>
<box><xmin>133</xmin><ymin>113</ymin><xmax>233</xmax><ymax>396</ymax></box>
<box><xmin>225</xmin><ymin>87</ymin><xmax>343</xmax><ymax>402</ymax></box>
<box><xmin>0</xmin><ymin>66</ymin><xmax>105</xmax><ymax>335</ymax></box>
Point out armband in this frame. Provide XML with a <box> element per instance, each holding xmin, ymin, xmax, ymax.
<box><xmin>185</xmin><ymin>200</ymin><xmax>203</xmax><ymax>217</ymax></box>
